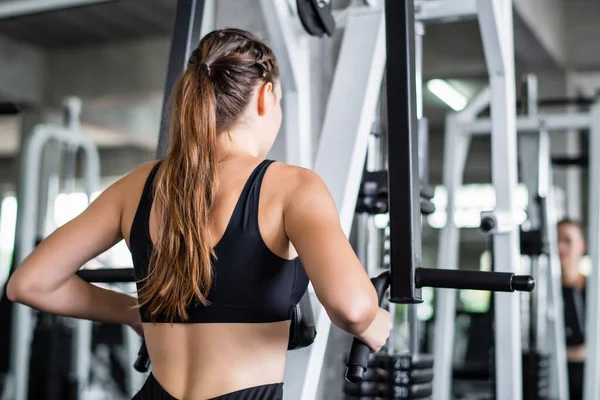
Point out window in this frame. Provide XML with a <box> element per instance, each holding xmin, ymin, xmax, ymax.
<box><xmin>427</xmin><ymin>184</ymin><xmax>530</xmax><ymax>229</ymax></box>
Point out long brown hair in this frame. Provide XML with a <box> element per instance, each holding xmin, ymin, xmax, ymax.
<box><xmin>138</xmin><ymin>29</ymin><xmax>280</xmax><ymax>322</ymax></box>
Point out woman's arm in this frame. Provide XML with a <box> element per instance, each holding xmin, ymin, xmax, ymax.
<box><xmin>6</xmin><ymin>175</ymin><xmax>140</xmax><ymax>330</ymax></box>
<box><xmin>283</xmin><ymin>168</ymin><xmax>380</xmax><ymax>337</ymax></box>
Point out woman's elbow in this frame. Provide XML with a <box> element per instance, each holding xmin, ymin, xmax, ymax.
<box><xmin>6</xmin><ymin>274</ymin><xmax>38</xmax><ymax>304</ymax></box>
<box><xmin>329</xmin><ymin>291</ymin><xmax>379</xmax><ymax>334</ymax></box>
<box><xmin>6</xmin><ymin>276</ymin><xmax>25</xmax><ymax>302</ymax></box>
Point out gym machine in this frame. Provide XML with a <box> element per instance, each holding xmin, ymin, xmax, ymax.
<box><xmin>3</xmin><ymin>99</ymin><xmax>102</xmax><ymax>400</ymax></box>
<box><xmin>439</xmin><ymin>50</ymin><xmax>600</xmax><ymax>400</ymax></box>
<box><xmin>516</xmin><ymin>74</ymin><xmax>567</xmax><ymax>399</ymax></box>
<box><xmin>341</xmin><ymin>1</ymin><xmax>535</xmax><ymax>399</ymax></box>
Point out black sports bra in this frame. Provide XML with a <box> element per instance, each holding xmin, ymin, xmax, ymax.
<box><xmin>129</xmin><ymin>160</ymin><xmax>309</xmax><ymax>323</ymax></box>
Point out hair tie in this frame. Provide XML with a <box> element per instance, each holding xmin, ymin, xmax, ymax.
<box><xmin>200</xmin><ymin>63</ymin><xmax>212</xmax><ymax>76</ymax></box>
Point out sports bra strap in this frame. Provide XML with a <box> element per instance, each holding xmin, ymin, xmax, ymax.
<box><xmin>238</xmin><ymin>159</ymin><xmax>275</xmax><ymax>231</ymax></box>
<box><xmin>135</xmin><ymin>161</ymin><xmax>162</xmax><ymax>238</ymax></box>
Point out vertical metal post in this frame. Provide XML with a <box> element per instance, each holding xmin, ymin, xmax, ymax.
<box><xmin>414</xmin><ymin>22</ymin><xmax>424</xmax><ymax>121</ymax></box>
<box><xmin>157</xmin><ymin>0</ymin><xmax>206</xmax><ymax>158</ymax></box>
<box><xmin>525</xmin><ymin>74</ymin><xmax>538</xmax><ymax>117</ymax></box>
<box><xmin>411</xmin><ymin>19</ymin><xmax>426</xmax><ymax>356</ymax></box>
<box><xmin>284</xmin><ymin>8</ymin><xmax>386</xmax><ymax>400</ymax></box>
<box><xmin>518</xmin><ymin>133</ymin><xmax>545</xmax><ymax>349</ymax></box>
<box><xmin>366</xmin><ymin>122</ymin><xmax>383</xmax><ymax>277</ymax></box>
<box><xmin>8</xmin><ymin>125</ymin><xmax>100</xmax><ymax>400</ymax></box>
<box><xmin>519</xmin><ymin>130</ymin><xmax>569</xmax><ymax>398</ymax></box>
<box><xmin>384</xmin><ymin>0</ymin><xmax>422</xmax><ymax>304</ymax></box>
<box><xmin>584</xmin><ymin>98</ymin><xmax>600</xmax><ymax>400</ymax></box>
<box><xmin>260</xmin><ymin>0</ymin><xmax>312</xmax><ymax>168</ymax></box>
<box><xmin>432</xmin><ymin>86</ymin><xmax>489</xmax><ymax>400</ymax></box>
<box><xmin>71</xmin><ymin>138</ymin><xmax>100</xmax><ymax>400</ymax></box>
<box><xmin>432</xmin><ymin>117</ymin><xmax>471</xmax><ymax>400</ymax></box>
<box><xmin>477</xmin><ymin>1</ymin><xmax>522</xmax><ymax>398</ymax></box>
<box><xmin>539</xmin><ymin>128</ymin><xmax>569</xmax><ymax>400</ymax></box>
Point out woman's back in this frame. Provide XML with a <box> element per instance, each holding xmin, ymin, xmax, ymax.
<box><xmin>122</xmin><ymin>157</ymin><xmax>301</xmax><ymax>399</ymax></box>
<box><xmin>6</xmin><ymin>28</ymin><xmax>391</xmax><ymax>400</ymax></box>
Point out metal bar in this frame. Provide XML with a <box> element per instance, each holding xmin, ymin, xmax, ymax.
<box><xmin>461</xmin><ymin>113</ymin><xmax>591</xmax><ymax>134</ymax></box>
<box><xmin>414</xmin><ymin>0</ymin><xmax>477</xmax><ymax>23</ymax></box>
<box><xmin>538</xmin><ymin>130</ymin><xmax>569</xmax><ymax>398</ymax></box>
<box><xmin>418</xmin><ymin>118</ymin><xmax>429</xmax><ymax>184</ymax></box>
<box><xmin>456</xmin><ymin>86</ymin><xmax>491</xmax><ymax>121</ymax></box>
<box><xmin>290</xmin><ymin>8</ymin><xmax>386</xmax><ymax>400</ymax></box>
<box><xmin>432</xmin><ymin>115</ymin><xmax>471</xmax><ymax>400</ymax></box>
<box><xmin>518</xmin><ymin>133</ymin><xmax>545</xmax><ymax>352</ymax></box>
<box><xmin>384</xmin><ymin>0</ymin><xmax>422</xmax><ymax>304</ymax></box>
<box><xmin>0</xmin><ymin>0</ymin><xmax>119</xmax><ymax>19</ymax></box>
<box><xmin>525</xmin><ymin>74</ymin><xmax>538</xmax><ymax>117</ymax></box>
<box><xmin>415</xmin><ymin>268</ymin><xmax>534</xmax><ymax>292</ymax></box>
<box><xmin>366</xmin><ymin>128</ymin><xmax>382</xmax><ymax>277</ymax></box>
<box><xmin>518</xmin><ymin>131</ymin><xmax>565</xmax><ymax>396</ymax></box>
<box><xmin>477</xmin><ymin>1</ymin><xmax>523</xmax><ymax>399</ymax></box>
<box><xmin>415</xmin><ymin>22</ymin><xmax>424</xmax><ymax>120</ymax></box>
<box><xmin>157</xmin><ymin>0</ymin><xmax>205</xmax><ymax>158</ymax></box>
<box><xmin>76</xmin><ymin>268</ymin><xmax>135</xmax><ymax>283</ymax></box>
<box><xmin>199</xmin><ymin>0</ymin><xmax>216</xmax><ymax>38</ymax></box>
<box><xmin>8</xmin><ymin>123</ymin><xmax>100</xmax><ymax>400</ymax></box>
<box><xmin>552</xmin><ymin>156</ymin><xmax>588</xmax><ymax>167</ymax></box>
<box><xmin>260</xmin><ymin>0</ymin><xmax>312</xmax><ymax>168</ymax></box>
<box><xmin>71</xmin><ymin>130</ymin><xmax>101</xmax><ymax>400</ymax></box>
<box><xmin>584</xmin><ymin>99</ymin><xmax>600</xmax><ymax>400</ymax></box>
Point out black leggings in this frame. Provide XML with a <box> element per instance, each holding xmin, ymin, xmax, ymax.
<box><xmin>568</xmin><ymin>362</ymin><xmax>584</xmax><ymax>400</ymax></box>
<box><xmin>132</xmin><ymin>373</ymin><xmax>284</xmax><ymax>400</ymax></box>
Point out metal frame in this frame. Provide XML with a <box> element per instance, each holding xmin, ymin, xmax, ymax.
<box><xmin>5</xmin><ymin>124</ymin><xmax>100</xmax><ymax>400</ymax></box>
<box><xmin>584</xmin><ymin>98</ymin><xmax>600</xmax><ymax>400</ymax></box>
<box><xmin>260</xmin><ymin>0</ymin><xmax>312</xmax><ymax>168</ymax></box>
<box><xmin>431</xmin><ymin>113</ymin><xmax>472</xmax><ymax>399</ymax></box>
<box><xmin>437</xmin><ymin>90</ymin><xmax>600</xmax><ymax>400</ymax></box>
<box><xmin>282</xmin><ymin>6</ymin><xmax>386</xmax><ymax>399</ymax></box>
<box><xmin>477</xmin><ymin>1</ymin><xmax>523</xmax><ymax>398</ymax></box>
<box><xmin>519</xmin><ymin>129</ymin><xmax>569</xmax><ymax>399</ymax></box>
<box><xmin>433</xmin><ymin>2</ymin><xmax>524</xmax><ymax>396</ymax></box>
<box><xmin>156</xmin><ymin>0</ymin><xmax>206</xmax><ymax>158</ymax></box>
<box><xmin>439</xmin><ymin>91</ymin><xmax>600</xmax><ymax>400</ymax></box>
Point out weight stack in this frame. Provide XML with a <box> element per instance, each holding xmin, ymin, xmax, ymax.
<box><xmin>28</xmin><ymin>313</ymin><xmax>73</xmax><ymax>400</ymax></box>
<box><xmin>522</xmin><ymin>351</ymin><xmax>550</xmax><ymax>400</ymax></box>
<box><xmin>344</xmin><ymin>353</ymin><xmax>434</xmax><ymax>399</ymax></box>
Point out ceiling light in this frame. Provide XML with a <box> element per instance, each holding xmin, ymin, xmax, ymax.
<box><xmin>427</xmin><ymin>79</ymin><xmax>468</xmax><ymax>111</ymax></box>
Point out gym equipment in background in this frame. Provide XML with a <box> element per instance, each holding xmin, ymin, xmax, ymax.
<box><xmin>3</xmin><ymin>98</ymin><xmax>103</xmax><ymax>400</ymax></box>
<box><xmin>296</xmin><ymin>0</ymin><xmax>335</xmax><ymax>37</ymax></box>
<box><xmin>344</xmin><ymin>2</ymin><xmax>534</xmax><ymax>400</ymax></box>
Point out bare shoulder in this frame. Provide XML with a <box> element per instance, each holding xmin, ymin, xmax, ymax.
<box><xmin>266</xmin><ymin>162</ymin><xmax>333</xmax><ymax>208</ymax></box>
<box><xmin>115</xmin><ymin>161</ymin><xmax>161</xmax><ymax>188</ymax></box>
<box><xmin>268</xmin><ymin>162</ymin><xmax>327</xmax><ymax>192</ymax></box>
<box><xmin>109</xmin><ymin>161</ymin><xmax>158</xmax><ymax>198</ymax></box>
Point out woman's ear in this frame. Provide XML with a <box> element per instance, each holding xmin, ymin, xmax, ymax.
<box><xmin>257</xmin><ymin>82</ymin><xmax>274</xmax><ymax>117</ymax></box>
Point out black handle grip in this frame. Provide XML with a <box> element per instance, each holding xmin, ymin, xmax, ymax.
<box><xmin>134</xmin><ymin>341</ymin><xmax>151</xmax><ymax>373</ymax></box>
<box><xmin>76</xmin><ymin>268</ymin><xmax>136</xmax><ymax>283</ymax></box>
<box><xmin>415</xmin><ymin>268</ymin><xmax>535</xmax><ymax>293</ymax></box>
<box><xmin>345</xmin><ymin>271</ymin><xmax>391</xmax><ymax>383</ymax></box>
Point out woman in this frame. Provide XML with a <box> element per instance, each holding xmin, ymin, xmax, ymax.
<box><xmin>7</xmin><ymin>29</ymin><xmax>391</xmax><ymax>399</ymax></box>
<box><xmin>558</xmin><ymin>218</ymin><xmax>587</xmax><ymax>400</ymax></box>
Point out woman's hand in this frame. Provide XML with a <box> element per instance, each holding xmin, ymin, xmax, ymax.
<box><xmin>127</xmin><ymin>307</ymin><xmax>144</xmax><ymax>338</ymax></box>
<box><xmin>356</xmin><ymin>307</ymin><xmax>392</xmax><ymax>353</ymax></box>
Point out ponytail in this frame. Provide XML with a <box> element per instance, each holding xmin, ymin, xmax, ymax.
<box><xmin>137</xmin><ymin>67</ymin><xmax>218</xmax><ymax>322</ymax></box>
<box><xmin>136</xmin><ymin>28</ymin><xmax>280</xmax><ymax>322</ymax></box>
